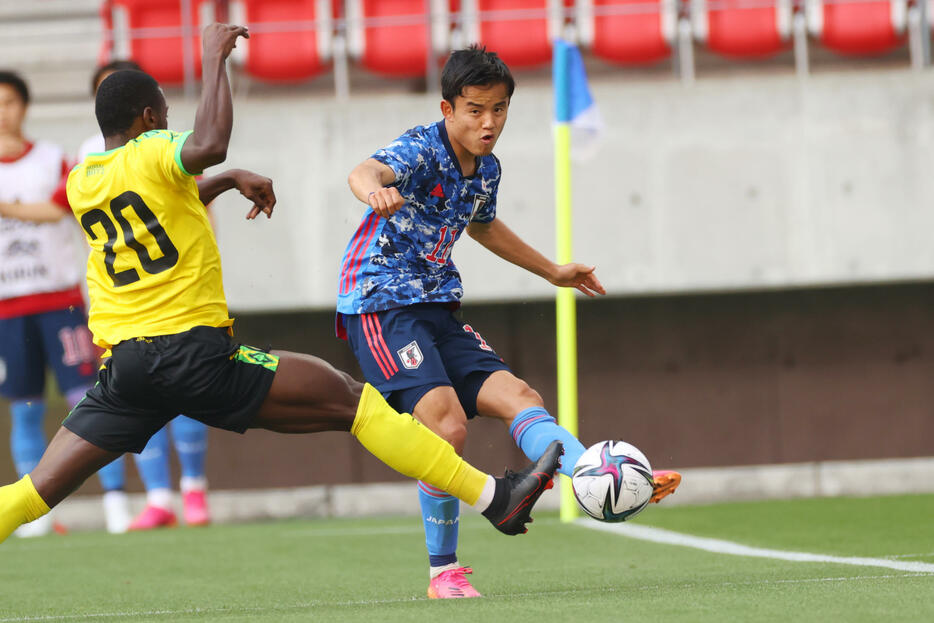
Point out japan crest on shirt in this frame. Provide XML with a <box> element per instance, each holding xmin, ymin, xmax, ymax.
<box><xmin>470</xmin><ymin>194</ymin><xmax>490</xmax><ymax>221</ymax></box>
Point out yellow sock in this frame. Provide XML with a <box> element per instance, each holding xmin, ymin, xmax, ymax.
<box><xmin>0</xmin><ymin>475</ymin><xmax>51</xmax><ymax>543</ymax></box>
<box><xmin>351</xmin><ymin>383</ymin><xmax>487</xmax><ymax>505</ymax></box>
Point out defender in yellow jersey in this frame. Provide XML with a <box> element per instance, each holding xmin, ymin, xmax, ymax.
<box><xmin>68</xmin><ymin>128</ymin><xmax>232</xmax><ymax>351</ymax></box>
<box><xmin>0</xmin><ymin>23</ymin><xmax>561</xmax><ymax>545</ymax></box>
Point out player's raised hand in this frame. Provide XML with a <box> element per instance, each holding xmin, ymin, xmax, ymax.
<box><xmin>368</xmin><ymin>187</ymin><xmax>405</xmax><ymax>219</ymax></box>
<box><xmin>201</xmin><ymin>23</ymin><xmax>249</xmax><ymax>61</ymax></box>
<box><xmin>232</xmin><ymin>170</ymin><xmax>276</xmax><ymax>220</ymax></box>
<box><xmin>549</xmin><ymin>263</ymin><xmax>606</xmax><ymax>297</ymax></box>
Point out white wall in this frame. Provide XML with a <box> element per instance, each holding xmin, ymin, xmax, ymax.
<box><xmin>27</xmin><ymin>67</ymin><xmax>934</xmax><ymax>311</ymax></box>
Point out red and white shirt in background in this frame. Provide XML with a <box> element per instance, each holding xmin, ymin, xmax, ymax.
<box><xmin>0</xmin><ymin>140</ymin><xmax>85</xmax><ymax>319</ymax></box>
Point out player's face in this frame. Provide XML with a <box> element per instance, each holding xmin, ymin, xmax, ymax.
<box><xmin>442</xmin><ymin>83</ymin><xmax>510</xmax><ymax>158</ymax></box>
<box><xmin>0</xmin><ymin>84</ymin><xmax>26</xmax><ymax>137</ymax></box>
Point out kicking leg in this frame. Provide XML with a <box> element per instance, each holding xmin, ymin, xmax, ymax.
<box><xmin>252</xmin><ymin>351</ymin><xmax>562</xmax><ymax>535</ymax></box>
<box><xmin>478</xmin><ymin>371</ymin><xmax>681</xmax><ymax>502</ymax></box>
<box><xmin>477</xmin><ymin>371</ymin><xmax>586</xmax><ymax>477</ymax></box>
<box><xmin>1</xmin><ymin>427</ymin><xmax>119</xmax><ymax>543</ymax></box>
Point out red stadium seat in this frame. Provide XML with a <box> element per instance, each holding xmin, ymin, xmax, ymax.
<box><xmin>467</xmin><ymin>0</ymin><xmax>557</xmax><ymax>69</ymax></box>
<box><xmin>99</xmin><ymin>0</ymin><xmax>115</xmax><ymax>66</ymax></box>
<box><xmin>806</xmin><ymin>0</ymin><xmax>907</xmax><ymax>56</ymax></box>
<box><xmin>241</xmin><ymin>0</ymin><xmax>332</xmax><ymax>82</ymax></box>
<box><xmin>350</xmin><ymin>0</ymin><xmax>434</xmax><ymax>78</ymax></box>
<box><xmin>583</xmin><ymin>0</ymin><xmax>676</xmax><ymax>65</ymax></box>
<box><xmin>110</xmin><ymin>0</ymin><xmax>206</xmax><ymax>85</ymax></box>
<box><xmin>692</xmin><ymin>0</ymin><xmax>793</xmax><ymax>58</ymax></box>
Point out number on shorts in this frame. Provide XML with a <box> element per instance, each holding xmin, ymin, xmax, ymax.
<box><xmin>59</xmin><ymin>326</ymin><xmax>95</xmax><ymax>366</ymax></box>
<box><xmin>463</xmin><ymin>324</ymin><xmax>493</xmax><ymax>352</ymax></box>
<box><xmin>80</xmin><ymin>191</ymin><xmax>179</xmax><ymax>287</ymax></box>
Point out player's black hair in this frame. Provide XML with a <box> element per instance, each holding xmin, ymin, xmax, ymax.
<box><xmin>95</xmin><ymin>69</ymin><xmax>162</xmax><ymax>136</ymax></box>
<box><xmin>441</xmin><ymin>45</ymin><xmax>515</xmax><ymax>107</ymax></box>
<box><xmin>91</xmin><ymin>59</ymin><xmax>143</xmax><ymax>95</ymax></box>
<box><xmin>0</xmin><ymin>70</ymin><xmax>30</xmax><ymax>105</ymax></box>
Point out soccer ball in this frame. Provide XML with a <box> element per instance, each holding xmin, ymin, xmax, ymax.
<box><xmin>571</xmin><ymin>440</ymin><xmax>654</xmax><ymax>522</ymax></box>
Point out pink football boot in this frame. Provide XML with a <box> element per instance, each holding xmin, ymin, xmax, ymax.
<box><xmin>128</xmin><ymin>505</ymin><xmax>177</xmax><ymax>531</ymax></box>
<box><xmin>427</xmin><ymin>567</ymin><xmax>482</xmax><ymax>599</ymax></box>
<box><xmin>182</xmin><ymin>490</ymin><xmax>211</xmax><ymax>526</ymax></box>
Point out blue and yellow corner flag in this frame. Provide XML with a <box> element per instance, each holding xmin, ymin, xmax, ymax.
<box><xmin>553</xmin><ymin>39</ymin><xmax>602</xmax><ymax>160</ymax></box>
<box><xmin>552</xmin><ymin>38</ymin><xmax>601</xmax><ymax>522</ymax></box>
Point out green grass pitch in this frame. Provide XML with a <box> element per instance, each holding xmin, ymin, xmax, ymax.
<box><xmin>1</xmin><ymin>495</ymin><xmax>932</xmax><ymax>622</ymax></box>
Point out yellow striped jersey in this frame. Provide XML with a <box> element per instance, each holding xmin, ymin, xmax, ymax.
<box><xmin>66</xmin><ymin>129</ymin><xmax>232</xmax><ymax>350</ymax></box>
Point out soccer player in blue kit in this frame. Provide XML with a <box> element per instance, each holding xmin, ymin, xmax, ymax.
<box><xmin>338</xmin><ymin>46</ymin><xmax>682</xmax><ymax>598</ymax></box>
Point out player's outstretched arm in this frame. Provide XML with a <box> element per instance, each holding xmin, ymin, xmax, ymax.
<box><xmin>197</xmin><ymin>169</ymin><xmax>276</xmax><ymax>219</ymax></box>
<box><xmin>467</xmin><ymin>218</ymin><xmax>606</xmax><ymax>296</ymax></box>
<box><xmin>348</xmin><ymin>158</ymin><xmax>404</xmax><ymax>218</ymax></box>
<box><xmin>179</xmin><ymin>23</ymin><xmax>248</xmax><ymax>175</ymax></box>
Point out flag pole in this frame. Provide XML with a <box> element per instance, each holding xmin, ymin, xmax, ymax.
<box><xmin>553</xmin><ymin>40</ymin><xmax>579</xmax><ymax>523</ymax></box>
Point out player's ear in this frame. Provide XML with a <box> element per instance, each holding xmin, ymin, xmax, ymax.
<box><xmin>141</xmin><ymin>106</ymin><xmax>158</xmax><ymax>130</ymax></box>
<box><xmin>440</xmin><ymin>98</ymin><xmax>454</xmax><ymax>121</ymax></box>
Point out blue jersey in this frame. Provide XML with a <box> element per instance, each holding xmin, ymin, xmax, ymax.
<box><xmin>336</xmin><ymin>121</ymin><xmax>500</xmax><ymax>319</ymax></box>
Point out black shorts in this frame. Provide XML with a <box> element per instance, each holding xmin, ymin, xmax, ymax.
<box><xmin>64</xmin><ymin>326</ymin><xmax>278</xmax><ymax>453</ymax></box>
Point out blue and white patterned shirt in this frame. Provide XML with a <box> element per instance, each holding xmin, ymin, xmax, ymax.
<box><xmin>336</xmin><ymin>121</ymin><xmax>501</xmax><ymax>320</ymax></box>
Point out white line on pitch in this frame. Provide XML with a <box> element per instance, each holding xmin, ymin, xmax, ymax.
<box><xmin>580</xmin><ymin>521</ymin><xmax>934</xmax><ymax>574</ymax></box>
<box><xmin>1</xmin><ymin>573</ymin><xmax>931</xmax><ymax>622</ymax></box>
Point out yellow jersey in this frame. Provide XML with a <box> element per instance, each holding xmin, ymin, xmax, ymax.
<box><xmin>66</xmin><ymin>129</ymin><xmax>232</xmax><ymax>350</ymax></box>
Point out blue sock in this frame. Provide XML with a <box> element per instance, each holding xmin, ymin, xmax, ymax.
<box><xmin>9</xmin><ymin>399</ymin><xmax>45</xmax><ymax>477</ymax></box>
<box><xmin>134</xmin><ymin>426</ymin><xmax>171</xmax><ymax>491</ymax></box>
<box><xmin>170</xmin><ymin>416</ymin><xmax>207</xmax><ymax>479</ymax></box>
<box><xmin>96</xmin><ymin>456</ymin><xmax>126</xmax><ymax>491</ymax></box>
<box><xmin>509</xmin><ymin>407</ymin><xmax>586</xmax><ymax>478</ymax></box>
<box><xmin>418</xmin><ymin>481</ymin><xmax>459</xmax><ymax>567</ymax></box>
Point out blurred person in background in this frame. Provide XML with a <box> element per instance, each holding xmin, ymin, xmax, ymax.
<box><xmin>0</xmin><ymin>69</ymin><xmax>128</xmax><ymax>536</ymax></box>
<box><xmin>338</xmin><ymin>46</ymin><xmax>682</xmax><ymax>599</ymax></box>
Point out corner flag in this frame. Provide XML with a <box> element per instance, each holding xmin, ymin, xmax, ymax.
<box><xmin>554</xmin><ymin>39</ymin><xmax>603</xmax><ymax>160</ymax></box>
<box><xmin>553</xmin><ymin>39</ymin><xmax>599</xmax><ymax>522</ymax></box>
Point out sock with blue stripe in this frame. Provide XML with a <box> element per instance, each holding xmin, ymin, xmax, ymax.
<box><xmin>418</xmin><ymin>481</ymin><xmax>460</xmax><ymax>575</ymax></box>
<box><xmin>96</xmin><ymin>456</ymin><xmax>126</xmax><ymax>491</ymax></box>
<box><xmin>134</xmin><ymin>426</ymin><xmax>172</xmax><ymax>495</ymax></box>
<box><xmin>10</xmin><ymin>399</ymin><xmax>46</xmax><ymax>478</ymax></box>
<box><xmin>170</xmin><ymin>416</ymin><xmax>208</xmax><ymax>485</ymax></box>
<box><xmin>509</xmin><ymin>406</ymin><xmax>586</xmax><ymax>478</ymax></box>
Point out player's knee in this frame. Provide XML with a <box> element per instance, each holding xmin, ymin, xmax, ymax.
<box><xmin>437</xmin><ymin>416</ymin><xmax>467</xmax><ymax>452</ymax></box>
<box><xmin>514</xmin><ymin>380</ymin><xmax>544</xmax><ymax>408</ymax></box>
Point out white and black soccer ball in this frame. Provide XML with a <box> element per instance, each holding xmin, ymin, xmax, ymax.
<box><xmin>571</xmin><ymin>440</ymin><xmax>654</xmax><ymax>522</ymax></box>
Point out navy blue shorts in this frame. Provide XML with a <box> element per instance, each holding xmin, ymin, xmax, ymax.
<box><xmin>343</xmin><ymin>304</ymin><xmax>510</xmax><ymax>417</ymax></box>
<box><xmin>0</xmin><ymin>307</ymin><xmax>98</xmax><ymax>400</ymax></box>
